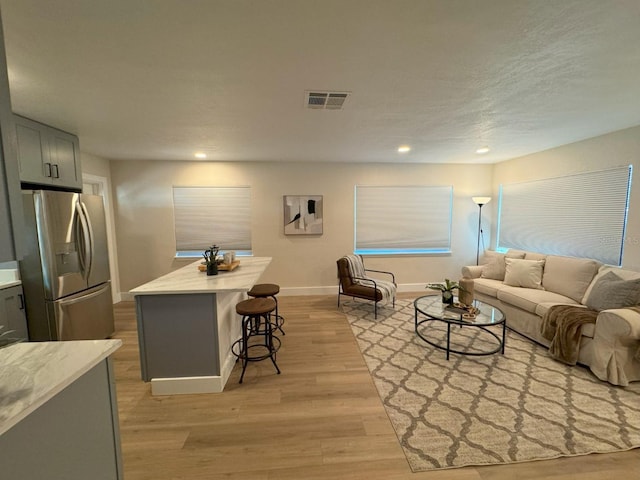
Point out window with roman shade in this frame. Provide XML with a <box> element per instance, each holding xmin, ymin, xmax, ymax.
<box><xmin>354</xmin><ymin>185</ymin><xmax>453</xmax><ymax>255</ymax></box>
<box><xmin>496</xmin><ymin>165</ymin><xmax>632</xmax><ymax>265</ymax></box>
<box><xmin>173</xmin><ymin>186</ymin><xmax>252</xmax><ymax>257</ymax></box>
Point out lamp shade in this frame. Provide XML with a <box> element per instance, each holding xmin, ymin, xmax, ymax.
<box><xmin>472</xmin><ymin>196</ymin><xmax>491</xmax><ymax>206</ymax></box>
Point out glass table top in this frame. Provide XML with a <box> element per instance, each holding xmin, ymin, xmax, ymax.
<box><xmin>414</xmin><ymin>294</ymin><xmax>505</xmax><ymax>326</ymax></box>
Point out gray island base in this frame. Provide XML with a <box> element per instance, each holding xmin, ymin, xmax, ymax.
<box><xmin>130</xmin><ymin>257</ymin><xmax>272</xmax><ymax>395</ymax></box>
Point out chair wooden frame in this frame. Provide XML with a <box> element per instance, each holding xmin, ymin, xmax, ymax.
<box><xmin>336</xmin><ymin>255</ymin><xmax>396</xmax><ymax>319</ymax></box>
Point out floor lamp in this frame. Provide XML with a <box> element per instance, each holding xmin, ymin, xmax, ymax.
<box><xmin>472</xmin><ymin>196</ymin><xmax>491</xmax><ymax>265</ymax></box>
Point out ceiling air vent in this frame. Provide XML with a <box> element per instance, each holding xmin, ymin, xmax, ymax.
<box><xmin>305</xmin><ymin>91</ymin><xmax>350</xmax><ymax>110</ymax></box>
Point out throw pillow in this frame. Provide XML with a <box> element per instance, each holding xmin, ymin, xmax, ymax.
<box><xmin>584</xmin><ymin>271</ymin><xmax>640</xmax><ymax>311</ymax></box>
<box><xmin>481</xmin><ymin>250</ymin><xmax>526</xmax><ymax>281</ymax></box>
<box><xmin>504</xmin><ymin>258</ymin><xmax>545</xmax><ymax>289</ymax></box>
<box><xmin>481</xmin><ymin>255</ymin><xmax>505</xmax><ymax>280</ymax></box>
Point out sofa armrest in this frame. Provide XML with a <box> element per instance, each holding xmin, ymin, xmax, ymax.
<box><xmin>461</xmin><ymin>265</ymin><xmax>483</xmax><ymax>279</ymax></box>
<box><xmin>589</xmin><ymin>307</ymin><xmax>640</xmax><ymax>386</ymax></box>
<box><xmin>595</xmin><ymin>308</ymin><xmax>640</xmax><ymax>340</ymax></box>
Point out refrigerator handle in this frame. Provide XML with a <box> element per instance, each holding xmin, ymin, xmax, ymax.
<box><xmin>80</xmin><ymin>201</ymin><xmax>95</xmax><ymax>280</ymax></box>
<box><xmin>75</xmin><ymin>201</ymin><xmax>92</xmax><ymax>280</ymax></box>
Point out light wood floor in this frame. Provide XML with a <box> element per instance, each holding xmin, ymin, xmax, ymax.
<box><xmin>112</xmin><ymin>293</ymin><xmax>639</xmax><ymax>479</ymax></box>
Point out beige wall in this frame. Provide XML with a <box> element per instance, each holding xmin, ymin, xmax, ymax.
<box><xmin>491</xmin><ymin>125</ymin><xmax>640</xmax><ymax>270</ymax></box>
<box><xmin>107</xmin><ymin>125</ymin><xmax>640</xmax><ymax>297</ymax></box>
<box><xmin>111</xmin><ymin>160</ymin><xmax>493</xmax><ymax>295</ymax></box>
<box><xmin>81</xmin><ymin>152</ymin><xmax>111</xmax><ymax>178</ymax></box>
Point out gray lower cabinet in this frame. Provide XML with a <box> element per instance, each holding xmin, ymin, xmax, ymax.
<box><xmin>14</xmin><ymin>114</ymin><xmax>82</xmax><ymax>191</ymax></box>
<box><xmin>0</xmin><ymin>358</ymin><xmax>123</xmax><ymax>480</ymax></box>
<box><xmin>0</xmin><ymin>284</ymin><xmax>28</xmax><ymax>345</ymax></box>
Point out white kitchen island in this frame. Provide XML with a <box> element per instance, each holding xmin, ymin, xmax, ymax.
<box><xmin>0</xmin><ymin>339</ymin><xmax>123</xmax><ymax>480</ymax></box>
<box><xmin>130</xmin><ymin>257</ymin><xmax>272</xmax><ymax>395</ymax></box>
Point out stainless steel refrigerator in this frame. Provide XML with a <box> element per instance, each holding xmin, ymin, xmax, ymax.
<box><xmin>19</xmin><ymin>190</ymin><xmax>115</xmax><ymax>341</ymax></box>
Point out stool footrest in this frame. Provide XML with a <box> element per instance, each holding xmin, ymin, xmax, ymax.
<box><xmin>232</xmin><ymin>336</ymin><xmax>281</xmax><ymax>362</ymax></box>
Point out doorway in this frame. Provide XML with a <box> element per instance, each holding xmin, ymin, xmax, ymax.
<box><xmin>82</xmin><ymin>174</ymin><xmax>121</xmax><ymax>303</ymax></box>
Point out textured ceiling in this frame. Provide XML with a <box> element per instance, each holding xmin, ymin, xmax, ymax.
<box><xmin>1</xmin><ymin>0</ymin><xmax>639</xmax><ymax>164</ymax></box>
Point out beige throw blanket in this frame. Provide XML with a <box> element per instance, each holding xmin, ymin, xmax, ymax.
<box><xmin>344</xmin><ymin>255</ymin><xmax>396</xmax><ymax>305</ymax></box>
<box><xmin>541</xmin><ymin>305</ymin><xmax>598</xmax><ymax>365</ymax></box>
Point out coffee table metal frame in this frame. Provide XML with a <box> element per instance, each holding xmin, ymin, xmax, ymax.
<box><xmin>414</xmin><ymin>294</ymin><xmax>506</xmax><ymax>360</ymax></box>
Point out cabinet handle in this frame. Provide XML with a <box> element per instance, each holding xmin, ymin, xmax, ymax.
<box><xmin>44</xmin><ymin>162</ymin><xmax>52</xmax><ymax>177</ymax></box>
<box><xmin>18</xmin><ymin>294</ymin><xmax>25</xmax><ymax>310</ymax></box>
<box><xmin>52</xmin><ymin>164</ymin><xmax>60</xmax><ymax>178</ymax></box>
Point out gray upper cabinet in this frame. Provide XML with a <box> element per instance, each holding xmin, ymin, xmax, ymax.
<box><xmin>15</xmin><ymin>114</ymin><xmax>82</xmax><ymax>191</ymax></box>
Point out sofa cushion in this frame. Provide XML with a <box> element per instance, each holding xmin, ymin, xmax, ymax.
<box><xmin>582</xmin><ymin>265</ymin><xmax>640</xmax><ymax>303</ymax></box>
<box><xmin>541</xmin><ymin>255</ymin><xmax>600</xmax><ymax>302</ymax></box>
<box><xmin>504</xmin><ymin>259</ymin><xmax>545</xmax><ymax>289</ymax></box>
<box><xmin>584</xmin><ymin>271</ymin><xmax>640</xmax><ymax>311</ymax></box>
<box><xmin>480</xmin><ymin>250</ymin><xmax>526</xmax><ymax>280</ymax></box>
<box><xmin>525</xmin><ymin>252</ymin><xmax>547</xmax><ymax>261</ymax></box>
<box><xmin>473</xmin><ymin>278</ymin><xmax>506</xmax><ymax>297</ymax></box>
<box><xmin>498</xmin><ymin>287</ymin><xmax>577</xmax><ymax>313</ymax></box>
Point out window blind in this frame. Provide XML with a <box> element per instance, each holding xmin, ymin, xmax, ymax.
<box><xmin>355</xmin><ymin>185</ymin><xmax>453</xmax><ymax>254</ymax></box>
<box><xmin>173</xmin><ymin>186</ymin><xmax>252</xmax><ymax>254</ymax></box>
<box><xmin>497</xmin><ymin>166</ymin><xmax>632</xmax><ymax>265</ymax></box>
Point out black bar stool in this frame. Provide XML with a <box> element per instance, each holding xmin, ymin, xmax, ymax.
<box><xmin>232</xmin><ymin>297</ymin><xmax>281</xmax><ymax>384</ymax></box>
<box><xmin>247</xmin><ymin>283</ymin><xmax>285</xmax><ymax>335</ymax></box>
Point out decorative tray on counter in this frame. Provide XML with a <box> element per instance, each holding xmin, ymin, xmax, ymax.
<box><xmin>198</xmin><ymin>260</ymin><xmax>240</xmax><ymax>272</ymax></box>
<box><xmin>445</xmin><ymin>302</ymin><xmax>480</xmax><ymax>317</ymax></box>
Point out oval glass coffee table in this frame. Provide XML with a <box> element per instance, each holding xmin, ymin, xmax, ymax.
<box><xmin>414</xmin><ymin>294</ymin><xmax>506</xmax><ymax>360</ymax></box>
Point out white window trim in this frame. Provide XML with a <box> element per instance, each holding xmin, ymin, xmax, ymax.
<box><xmin>82</xmin><ymin>173</ymin><xmax>121</xmax><ymax>303</ymax></box>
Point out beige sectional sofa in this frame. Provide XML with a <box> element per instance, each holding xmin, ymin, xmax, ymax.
<box><xmin>462</xmin><ymin>250</ymin><xmax>640</xmax><ymax>386</ymax></box>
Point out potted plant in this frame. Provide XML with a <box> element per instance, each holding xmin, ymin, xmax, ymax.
<box><xmin>426</xmin><ymin>278</ymin><xmax>465</xmax><ymax>305</ymax></box>
<box><xmin>203</xmin><ymin>245</ymin><xmax>220</xmax><ymax>276</ymax></box>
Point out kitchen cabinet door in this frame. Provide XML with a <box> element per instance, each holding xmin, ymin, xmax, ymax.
<box><xmin>0</xmin><ymin>285</ymin><xmax>28</xmax><ymax>344</ymax></box>
<box><xmin>14</xmin><ymin>114</ymin><xmax>82</xmax><ymax>191</ymax></box>
<box><xmin>49</xmin><ymin>127</ymin><xmax>81</xmax><ymax>189</ymax></box>
<box><xmin>15</xmin><ymin>115</ymin><xmax>48</xmax><ymax>184</ymax></box>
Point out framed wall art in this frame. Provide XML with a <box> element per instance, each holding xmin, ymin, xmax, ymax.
<box><xmin>283</xmin><ymin>195</ymin><xmax>323</xmax><ymax>235</ymax></box>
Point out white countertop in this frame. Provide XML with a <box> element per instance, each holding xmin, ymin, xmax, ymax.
<box><xmin>0</xmin><ymin>269</ymin><xmax>20</xmax><ymax>290</ymax></box>
<box><xmin>0</xmin><ymin>339</ymin><xmax>122</xmax><ymax>436</ymax></box>
<box><xmin>129</xmin><ymin>256</ymin><xmax>272</xmax><ymax>295</ymax></box>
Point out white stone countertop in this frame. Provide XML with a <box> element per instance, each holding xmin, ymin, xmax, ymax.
<box><xmin>129</xmin><ymin>256</ymin><xmax>272</xmax><ymax>295</ymax></box>
<box><xmin>0</xmin><ymin>269</ymin><xmax>20</xmax><ymax>290</ymax></box>
<box><xmin>0</xmin><ymin>339</ymin><xmax>122</xmax><ymax>436</ymax></box>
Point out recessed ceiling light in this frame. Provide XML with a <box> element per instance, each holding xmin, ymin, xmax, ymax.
<box><xmin>194</xmin><ymin>152</ymin><xmax>207</xmax><ymax>159</ymax></box>
<box><xmin>398</xmin><ymin>145</ymin><xmax>411</xmax><ymax>153</ymax></box>
<box><xmin>475</xmin><ymin>146</ymin><xmax>490</xmax><ymax>154</ymax></box>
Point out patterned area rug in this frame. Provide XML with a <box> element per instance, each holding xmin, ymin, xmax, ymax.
<box><xmin>341</xmin><ymin>298</ymin><xmax>640</xmax><ymax>471</ymax></box>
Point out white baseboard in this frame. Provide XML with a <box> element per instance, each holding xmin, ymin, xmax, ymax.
<box><xmin>151</xmin><ymin>376</ymin><xmax>223</xmax><ymax>395</ymax></box>
<box><xmin>120</xmin><ymin>291</ymin><xmax>135</xmax><ymax>302</ymax></box>
<box><xmin>398</xmin><ymin>283</ymin><xmax>427</xmax><ymax>293</ymax></box>
<box><xmin>119</xmin><ymin>283</ymin><xmax>426</xmax><ymax>302</ymax></box>
<box><xmin>279</xmin><ymin>283</ymin><xmax>425</xmax><ymax>296</ymax></box>
<box><xmin>278</xmin><ymin>286</ymin><xmax>337</xmax><ymax>296</ymax></box>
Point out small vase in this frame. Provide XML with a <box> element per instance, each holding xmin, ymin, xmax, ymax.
<box><xmin>458</xmin><ymin>278</ymin><xmax>475</xmax><ymax>306</ymax></box>
<box><xmin>206</xmin><ymin>262</ymin><xmax>218</xmax><ymax>276</ymax></box>
<box><xmin>442</xmin><ymin>291</ymin><xmax>454</xmax><ymax>305</ymax></box>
